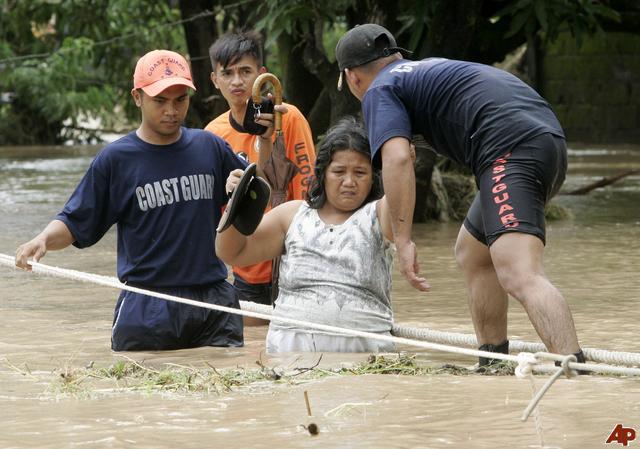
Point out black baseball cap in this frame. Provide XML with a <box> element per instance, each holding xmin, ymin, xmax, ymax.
<box><xmin>335</xmin><ymin>23</ymin><xmax>412</xmax><ymax>90</ymax></box>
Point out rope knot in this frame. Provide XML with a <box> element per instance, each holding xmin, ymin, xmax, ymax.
<box><xmin>559</xmin><ymin>354</ymin><xmax>578</xmax><ymax>378</ymax></box>
<box><xmin>515</xmin><ymin>352</ymin><xmax>538</xmax><ymax>378</ymax></box>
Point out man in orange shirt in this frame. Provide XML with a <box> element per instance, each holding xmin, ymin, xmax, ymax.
<box><xmin>206</xmin><ymin>31</ymin><xmax>316</xmax><ymax>325</ymax></box>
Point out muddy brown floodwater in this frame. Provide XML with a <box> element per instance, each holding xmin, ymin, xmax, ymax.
<box><xmin>1</xmin><ymin>144</ymin><xmax>639</xmax><ymax>448</ymax></box>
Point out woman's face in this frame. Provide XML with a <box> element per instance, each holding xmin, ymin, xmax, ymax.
<box><xmin>323</xmin><ymin>149</ymin><xmax>373</xmax><ymax>213</ymax></box>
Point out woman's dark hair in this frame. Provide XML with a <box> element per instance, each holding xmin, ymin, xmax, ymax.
<box><xmin>307</xmin><ymin>116</ymin><xmax>383</xmax><ymax>209</ymax></box>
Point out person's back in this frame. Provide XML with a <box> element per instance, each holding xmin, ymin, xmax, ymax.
<box><xmin>336</xmin><ymin>23</ymin><xmax>585</xmax><ymax>370</ymax></box>
<box><xmin>363</xmin><ymin>58</ymin><xmax>564</xmax><ymax>174</ymax></box>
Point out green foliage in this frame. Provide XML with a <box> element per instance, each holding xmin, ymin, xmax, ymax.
<box><xmin>250</xmin><ymin>0</ymin><xmax>428</xmax><ymax>61</ymax></box>
<box><xmin>493</xmin><ymin>0</ymin><xmax>621</xmax><ymax>44</ymax></box>
<box><xmin>323</xmin><ymin>22</ymin><xmax>348</xmax><ymax>63</ymax></box>
<box><xmin>0</xmin><ymin>0</ymin><xmax>627</xmax><ymax>144</ymax></box>
<box><xmin>250</xmin><ymin>0</ymin><xmax>351</xmax><ymax>69</ymax></box>
<box><xmin>0</xmin><ymin>0</ymin><xmax>186</xmax><ymax>144</ymax></box>
<box><xmin>397</xmin><ymin>1</ymin><xmax>430</xmax><ymax>52</ymax></box>
<box><xmin>8</xmin><ymin>38</ymin><xmax>108</xmax><ymax>124</ymax></box>
<box><xmin>100</xmin><ymin>360</ymin><xmax>141</xmax><ymax>379</ymax></box>
<box><xmin>252</xmin><ymin>0</ymin><xmax>351</xmax><ymax>47</ymax></box>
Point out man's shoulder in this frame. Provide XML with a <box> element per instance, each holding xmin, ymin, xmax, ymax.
<box><xmin>205</xmin><ymin>111</ymin><xmax>239</xmax><ymax>141</ymax></box>
<box><xmin>179</xmin><ymin>127</ymin><xmax>233</xmax><ymax>157</ymax></box>
<box><xmin>281</xmin><ymin>102</ymin><xmax>311</xmax><ymax>133</ymax></box>
<box><xmin>374</xmin><ymin>58</ymin><xmax>451</xmax><ymax>85</ymax></box>
<box><xmin>281</xmin><ymin>101</ymin><xmax>301</xmax><ymax>113</ymax></box>
<box><xmin>281</xmin><ymin>102</ymin><xmax>306</xmax><ymax>121</ymax></box>
<box><xmin>185</xmin><ymin>126</ymin><xmax>224</xmax><ymax>142</ymax></box>
<box><xmin>95</xmin><ymin>132</ymin><xmax>138</xmax><ymax>159</ymax></box>
<box><xmin>205</xmin><ymin>111</ymin><xmax>231</xmax><ymax>132</ymax></box>
<box><xmin>102</xmin><ymin>131</ymin><xmax>136</xmax><ymax>148</ymax></box>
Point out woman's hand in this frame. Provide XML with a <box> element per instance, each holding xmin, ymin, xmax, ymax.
<box><xmin>225</xmin><ymin>169</ymin><xmax>244</xmax><ymax>195</ymax></box>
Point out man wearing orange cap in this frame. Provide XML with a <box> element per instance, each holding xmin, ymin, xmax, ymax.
<box><xmin>15</xmin><ymin>50</ymin><xmax>277</xmax><ymax>351</ymax></box>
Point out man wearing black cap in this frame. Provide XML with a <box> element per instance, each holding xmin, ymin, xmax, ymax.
<box><xmin>335</xmin><ymin>23</ymin><xmax>585</xmax><ymax>369</ymax></box>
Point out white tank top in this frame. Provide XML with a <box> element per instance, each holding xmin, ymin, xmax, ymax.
<box><xmin>270</xmin><ymin>201</ymin><xmax>394</xmax><ymax>335</ymax></box>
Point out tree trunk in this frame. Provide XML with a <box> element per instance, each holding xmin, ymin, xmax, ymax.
<box><xmin>301</xmin><ymin>17</ymin><xmax>361</xmax><ymax>127</ymax></box>
<box><xmin>307</xmin><ymin>88</ymin><xmax>331</xmax><ymax>141</ymax></box>
<box><xmin>179</xmin><ymin>0</ymin><xmax>229</xmax><ymax>128</ymax></box>
<box><xmin>412</xmin><ymin>135</ymin><xmax>441</xmax><ymax>222</ymax></box>
<box><xmin>421</xmin><ymin>0</ymin><xmax>484</xmax><ymax>60</ymax></box>
<box><xmin>276</xmin><ymin>30</ymin><xmax>323</xmax><ymax>120</ymax></box>
<box><xmin>525</xmin><ymin>31</ymin><xmax>541</xmax><ymax>93</ymax></box>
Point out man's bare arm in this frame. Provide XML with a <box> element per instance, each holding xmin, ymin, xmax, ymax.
<box><xmin>381</xmin><ymin>137</ymin><xmax>430</xmax><ymax>291</ymax></box>
<box><xmin>15</xmin><ymin>219</ymin><xmax>75</xmax><ymax>270</ymax></box>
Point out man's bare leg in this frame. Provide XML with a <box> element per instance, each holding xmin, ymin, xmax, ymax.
<box><xmin>455</xmin><ymin>225</ymin><xmax>509</xmax><ymax>347</ymax></box>
<box><xmin>489</xmin><ymin>232</ymin><xmax>580</xmax><ymax>354</ymax></box>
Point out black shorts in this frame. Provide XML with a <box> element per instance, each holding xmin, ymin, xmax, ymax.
<box><xmin>463</xmin><ymin>133</ymin><xmax>567</xmax><ymax>246</ymax></box>
<box><xmin>233</xmin><ymin>273</ymin><xmax>273</xmax><ymax>306</ymax></box>
<box><xmin>111</xmin><ymin>281</ymin><xmax>243</xmax><ymax>351</ymax></box>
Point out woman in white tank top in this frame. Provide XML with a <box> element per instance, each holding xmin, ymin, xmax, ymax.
<box><xmin>217</xmin><ymin>117</ymin><xmax>410</xmax><ymax>353</ymax></box>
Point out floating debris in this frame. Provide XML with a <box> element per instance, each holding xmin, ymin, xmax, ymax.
<box><xmin>2</xmin><ymin>353</ymin><xmax>536</xmax><ymax>399</ymax></box>
<box><xmin>302</xmin><ymin>390</ymin><xmax>319</xmax><ymax>435</ymax></box>
<box><xmin>305</xmin><ymin>423</ymin><xmax>319</xmax><ymax>435</ymax></box>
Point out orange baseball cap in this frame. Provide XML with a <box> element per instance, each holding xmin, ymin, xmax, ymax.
<box><xmin>133</xmin><ymin>49</ymin><xmax>196</xmax><ymax>97</ymax></box>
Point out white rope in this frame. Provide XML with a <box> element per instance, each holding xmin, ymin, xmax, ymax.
<box><xmin>526</xmin><ymin>373</ymin><xmax>546</xmax><ymax>445</ymax></box>
<box><xmin>2</xmin><ymin>253</ymin><xmax>640</xmax><ymax>378</ymax></box>
<box><xmin>244</xmin><ymin>301</ymin><xmax>640</xmax><ymax>369</ymax></box>
<box><xmin>393</xmin><ymin>324</ymin><xmax>545</xmax><ymax>353</ymax></box>
<box><xmin>520</xmin><ymin>354</ymin><xmax>576</xmax><ymax>422</ymax></box>
<box><xmin>0</xmin><ymin>254</ymin><xmax>520</xmax><ymax>363</ymax></box>
<box><xmin>391</xmin><ymin>323</ymin><xmax>640</xmax><ymax>368</ymax></box>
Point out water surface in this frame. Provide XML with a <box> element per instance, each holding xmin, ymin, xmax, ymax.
<box><xmin>0</xmin><ymin>144</ymin><xmax>639</xmax><ymax>448</ymax></box>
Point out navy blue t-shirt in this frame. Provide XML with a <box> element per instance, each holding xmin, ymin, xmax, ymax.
<box><xmin>363</xmin><ymin>58</ymin><xmax>565</xmax><ymax>175</ymax></box>
<box><xmin>56</xmin><ymin>128</ymin><xmax>247</xmax><ymax>287</ymax></box>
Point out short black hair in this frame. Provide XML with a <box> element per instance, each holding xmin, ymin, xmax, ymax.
<box><xmin>307</xmin><ymin>116</ymin><xmax>383</xmax><ymax>209</ymax></box>
<box><xmin>209</xmin><ymin>30</ymin><xmax>264</xmax><ymax>70</ymax></box>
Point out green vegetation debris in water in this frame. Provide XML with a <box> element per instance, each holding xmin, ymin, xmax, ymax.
<box><xmin>5</xmin><ymin>354</ymin><xmax>519</xmax><ymax>398</ymax></box>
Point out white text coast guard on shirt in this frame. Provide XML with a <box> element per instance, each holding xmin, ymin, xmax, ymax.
<box><xmin>135</xmin><ymin>173</ymin><xmax>214</xmax><ymax>211</ymax></box>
